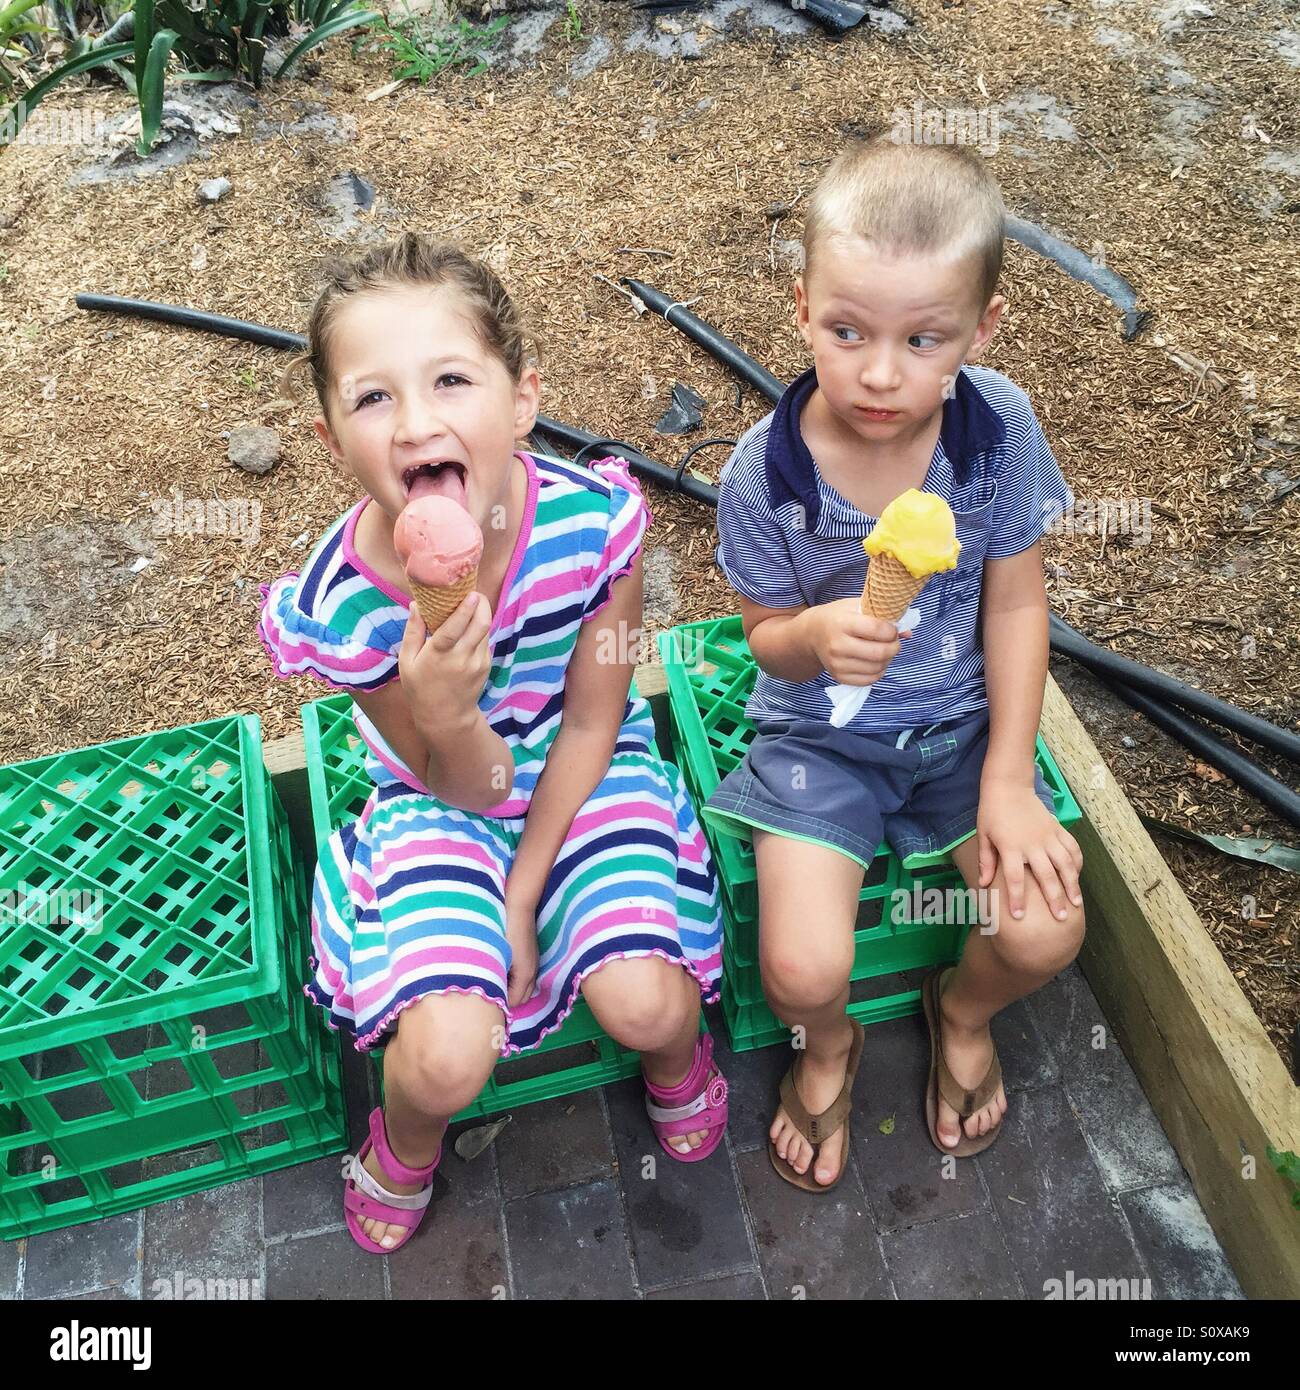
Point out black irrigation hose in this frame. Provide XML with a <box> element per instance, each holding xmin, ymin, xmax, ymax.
<box><xmin>1049</xmin><ymin>616</ymin><xmax>1300</xmax><ymax>767</ymax></box>
<box><xmin>619</xmin><ymin>278</ymin><xmax>785</xmax><ymax>405</ymax></box>
<box><xmin>75</xmin><ymin>292</ymin><xmax>722</xmax><ymax>509</ymax></box>
<box><xmin>529</xmin><ymin>420</ymin><xmax>721</xmax><ymax>509</ymax></box>
<box><xmin>1006</xmin><ymin>217</ymin><xmax>1150</xmax><ymax>342</ymax></box>
<box><xmin>1099</xmin><ymin>678</ymin><xmax>1300</xmax><ymax>831</ymax></box>
<box><xmin>77</xmin><ymin>293</ymin><xmax>308</xmax><ymax>352</ymax></box>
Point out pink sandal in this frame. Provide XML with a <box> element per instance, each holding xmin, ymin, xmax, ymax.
<box><xmin>344</xmin><ymin>1106</ymin><xmax>442</xmax><ymax>1254</ymax></box>
<box><xmin>643</xmin><ymin>1032</ymin><xmax>729</xmax><ymax>1163</ymax></box>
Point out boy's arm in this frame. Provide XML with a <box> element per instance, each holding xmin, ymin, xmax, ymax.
<box><xmin>739</xmin><ymin>596</ymin><xmax>821</xmax><ymax>682</ymax></box>
<box><xmin>979</xmin><ymin>542</ymin><xmax>1048</xmax><ymax>787</ymax></box>
<box><xmin>505</xmin><ymin>551</ymin><xmax>644</xmax><ymax>908</ymax></box>
<box><xmin>978</xmin><ymin>541</ymin><xmax>1082</xmax><ymax>918</ymax></box>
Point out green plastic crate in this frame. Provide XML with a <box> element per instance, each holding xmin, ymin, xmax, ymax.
<box><xmin>300</xmin><ymin>694</ymin><xmax>663</xmax><ymax>1120</ymax></box>
<box><xmin>660</xmin><ymin>615</ymin><xmax>1084</xmax><ymax>1050</ymax></box>
<box><xmin>0</xmin><ymin>715</ymin><xmax>347</xmax><ymax>1239</ymax></box>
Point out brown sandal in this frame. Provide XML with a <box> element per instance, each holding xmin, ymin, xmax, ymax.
<box><xmin>768</xmin><ymin>1017</ymin><xmax>866</xmax><ymax>1193</ymax></box>
<box><xmin>922</xmin><ymin>966</ymin><xmax>1005</xmax><ymax>1158</ymax></box>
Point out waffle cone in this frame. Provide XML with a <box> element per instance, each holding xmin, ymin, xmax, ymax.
<box><xmin>861</xmin><ymin>553</ymin><xmax>929</xmax><ymax>622</ymax></box>
<box><xmin>409</xmin><ymin>569</ymin><xmax>478</xmax><ymax>630</ymax></box>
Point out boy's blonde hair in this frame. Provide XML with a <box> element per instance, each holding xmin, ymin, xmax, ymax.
<box><xmin>280</xmin><ymin>233</ymin><xmax>537</xmax><ymax>424</ymax></box>
<box><xmin>802</xmin><ymin>139</ymin><xmax>1006</xmax><ymax>306</ymax></box>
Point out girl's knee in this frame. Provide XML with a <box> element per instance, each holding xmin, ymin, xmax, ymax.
<box><xmin>583</xmin><ymin>957</ymin><xmax>696</xmax><ymax>1047</ymax></box>
<box><xmin>389</xmin><ymin>995</ymin><xmax>502</xmax><ymax>1114</ymax></box>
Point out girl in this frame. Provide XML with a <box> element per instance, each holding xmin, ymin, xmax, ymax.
<box><xmin>258</xmin><ymin>234</ymin><xmax>727</xmax><ymax>1253</ymax></box>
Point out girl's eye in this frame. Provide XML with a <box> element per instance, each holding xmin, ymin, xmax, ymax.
<box><xmin>355</xmin><ymin>390</ymin><xmax>385</xmax><ymax>409</ymax></box>
<box><xmin>909</xmin><ymin>333</ymin><xmax>941</xmax><ymax>349</ymax></box>
<box><xmin>437</xmin><ymin>373</ymin><xmax>469</xmax><ymax>388</ymax></box>
<box><xmin>833</xmin><ymin>326</ymin><xmax>861</xmax><ymax>342</ymax></box>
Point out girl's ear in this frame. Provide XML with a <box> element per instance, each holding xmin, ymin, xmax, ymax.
<box><xmin>313</xmin><ymin>413</ymin><xmax>346</xmax><ymax>464</ymax></box>
<box><xmin>513</xmin><ymin>364</ymin><xmax>541</xmax><ymax>441</ymax></box>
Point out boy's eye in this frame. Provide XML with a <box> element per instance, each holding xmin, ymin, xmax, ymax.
<box><xmin>354</xmin><ymin>390</ymin><xmax>385</xmax><ymax>409</ymax></box>
<box><xmin>833</xmin><ymin>325</ymin><xmax>861</xmax><ymax>342</ymax></box>
<box><xmin>909</xmin><ymin>333</ymin><xmax>941</xmax><ymax>349</ymax></box>
<box><xmin>437</xmin><ymin>373</ymin><xmax>469</xmax><ymax>388</ymax></box>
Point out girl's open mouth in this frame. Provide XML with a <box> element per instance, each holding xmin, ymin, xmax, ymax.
<box><xmin>402</xmin><ymin>461</ymin><xmax>468</xmax><ymax>507</ymax></box>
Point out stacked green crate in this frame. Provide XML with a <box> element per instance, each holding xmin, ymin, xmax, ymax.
<box><xmin>659</xmin><ymin>616</ymin><xmax>1083</xmax><ymax>1051</ymax></box>
<box><xmin>301</xmin><ymin>693</ymin><xmax>667</xmax><ymax>1120</ymax></box>
<box><xmin>0</xmin><ymin>715</ymin><xmax>347</xmax><ymax>1240</ymax></box>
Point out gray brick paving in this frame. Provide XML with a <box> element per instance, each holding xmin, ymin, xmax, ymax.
<box><xmin>3</xmin><ymin>964</ymin><xmax>1243</xmax><ymax>1300</ymax></box>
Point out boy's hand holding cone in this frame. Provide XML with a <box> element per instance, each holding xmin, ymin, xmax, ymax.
<box><xmin>826</xmin><ymin>489</ymin><xmax>961</xmax><ymax>727</ymax></box>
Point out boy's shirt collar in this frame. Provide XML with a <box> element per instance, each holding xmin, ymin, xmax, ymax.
<box><xmin>765</xmin><ymin>364</ymin><xmax>1007</xmax><ymax>529</ymax></box>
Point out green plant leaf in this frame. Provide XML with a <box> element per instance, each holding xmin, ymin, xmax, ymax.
<box><xmin>274</xmin><ymin>5</ymin><xmax>378</xmax><ymax>77</ymax></box>
<box><xmin>0</xmin><ymin>0</ymin><xmax>44</xmax><ymax>29</ymax></box>
<box><xmin>1140</xmin><ymin>816</ymin><xmax>1300</xmax><ymax>874</ymax></box>
<box><xmin>0</xmin><ymin>39</ymin><xmax>132</xmax><ymax>138</ymax></box>
<box><xmin>135</xmin><ymin>25</ymin><xmax>180</xmax><ymax>156</ymax></box>
<box><xmin>134</xmin><ymin>0</ymin><xmax>155</xmax><ymax>88</ymax></box>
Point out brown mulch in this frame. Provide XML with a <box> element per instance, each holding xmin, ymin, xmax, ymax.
<box><xmin>0</xmin><ymin>0</ymin><xmax>1295</xmax><ymax>1063</ymax></box>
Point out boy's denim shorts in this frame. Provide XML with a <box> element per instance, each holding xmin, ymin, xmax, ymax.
<box><xmin>701</xmin><ymin>708</ymin><xmax>1056</xmax><ymax>871</ymax></box>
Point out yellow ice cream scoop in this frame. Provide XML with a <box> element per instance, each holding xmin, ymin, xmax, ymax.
<box><xmin>863</xmin><ymin>488</ymin><xmax>961</xmax><ymax>580</ymax></box>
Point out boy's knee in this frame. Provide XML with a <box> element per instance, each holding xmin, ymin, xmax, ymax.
<box><xmin>988</xmin><ymin>896</ymin><xmax>1085</xmax><ymax>977</ymax></box>
<box><xmin>762</xmin><ymin>943</ymin><xmax>852</xmax><ymax>1014</ymax></box>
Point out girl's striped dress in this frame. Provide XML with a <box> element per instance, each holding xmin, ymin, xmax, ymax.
<box><xmin>257</xmin><ymin>451</ymin><xmax>723</xmax><ymax>1054</ymax></box>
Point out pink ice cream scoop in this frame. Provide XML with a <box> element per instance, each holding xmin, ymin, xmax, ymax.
<box><xmin>393</xmin><ymin>495</ymin><xmax>484</xmax><ymax>588</ymax></box>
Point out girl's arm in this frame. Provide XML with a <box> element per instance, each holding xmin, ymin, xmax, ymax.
<box><xmin>351</xmin><ymin>680</ymin><xmax>513</xmax><ymax>813</ymax></box>
<box><xmin>351</xmin><ymin>597</ymin><xmax>514</xmax><ymax>814</ymax></box>
<box><xmin>505</xmin><ymin>551</ymin><xmax>645</xmax><ymax>907</ymax></box>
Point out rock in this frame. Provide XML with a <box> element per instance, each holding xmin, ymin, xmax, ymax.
<box><xmin>196</xmin><ymin>177</ymin><xmax>232</xmax><ymax>203</ymax></box>
<box><xmin>228</xmin><ymin>424</ymin><xmax>281</xmax><ymax>475</ymax></box>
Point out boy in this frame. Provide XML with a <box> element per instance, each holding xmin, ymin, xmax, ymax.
<box><xmin>704</xmin><ymin>139</ymin><xmax>1086</xmax><ymax>1191</ymax></box>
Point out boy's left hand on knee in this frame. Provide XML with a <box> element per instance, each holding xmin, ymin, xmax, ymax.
<box><xmin>977</xmin><ymin>781</ymin><xmax>1083</xmax><ymax>922</ymax></box>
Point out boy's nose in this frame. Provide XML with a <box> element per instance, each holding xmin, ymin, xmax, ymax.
<box><xmin>858</xmin><ymin>351</ymin><xmax>900</xmax><ymax>392</ymax></box>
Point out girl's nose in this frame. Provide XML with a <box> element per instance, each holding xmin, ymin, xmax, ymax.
<box><xmin>394</xmin><ymin>394</ymin><xmax>446</xmax><ymax>447</ymax></box>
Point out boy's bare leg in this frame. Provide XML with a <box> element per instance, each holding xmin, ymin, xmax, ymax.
<box><xmin>755</xmin><ymin>829</ymin><xmax>864</xmax><ymax>1187</ymax></box>
<box><xmin>936</xmin><ymin>836</ymin><xmax>1086</xmax><ymax>1147</ymax></box>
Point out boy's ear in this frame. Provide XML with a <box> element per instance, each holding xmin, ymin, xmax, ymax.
<box><xmin>794</xmin><ymin>276</ymin><xmax>813</xmax><ymax>349</ymax></box>
<box><xmin>965</xmin><ymin>293</ymin><xmax>1005</xmax><ymax>363</ymax></box>
<box><xmin>513</xmin><ymin>364</ymin><xmax>541</xmax><ymax>441</ymax></box>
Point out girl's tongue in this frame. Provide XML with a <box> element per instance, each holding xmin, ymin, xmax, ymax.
<box><xmin>408</xmin><ymin>463</ymin><xmax>468</xmax><ymax>509</ymax></box>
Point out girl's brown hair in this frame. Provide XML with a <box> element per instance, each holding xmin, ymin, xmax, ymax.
<box><xmin>280</xmin><ymin>233</ymin><xmax>537</xmax><ymax>423</ymax></box>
